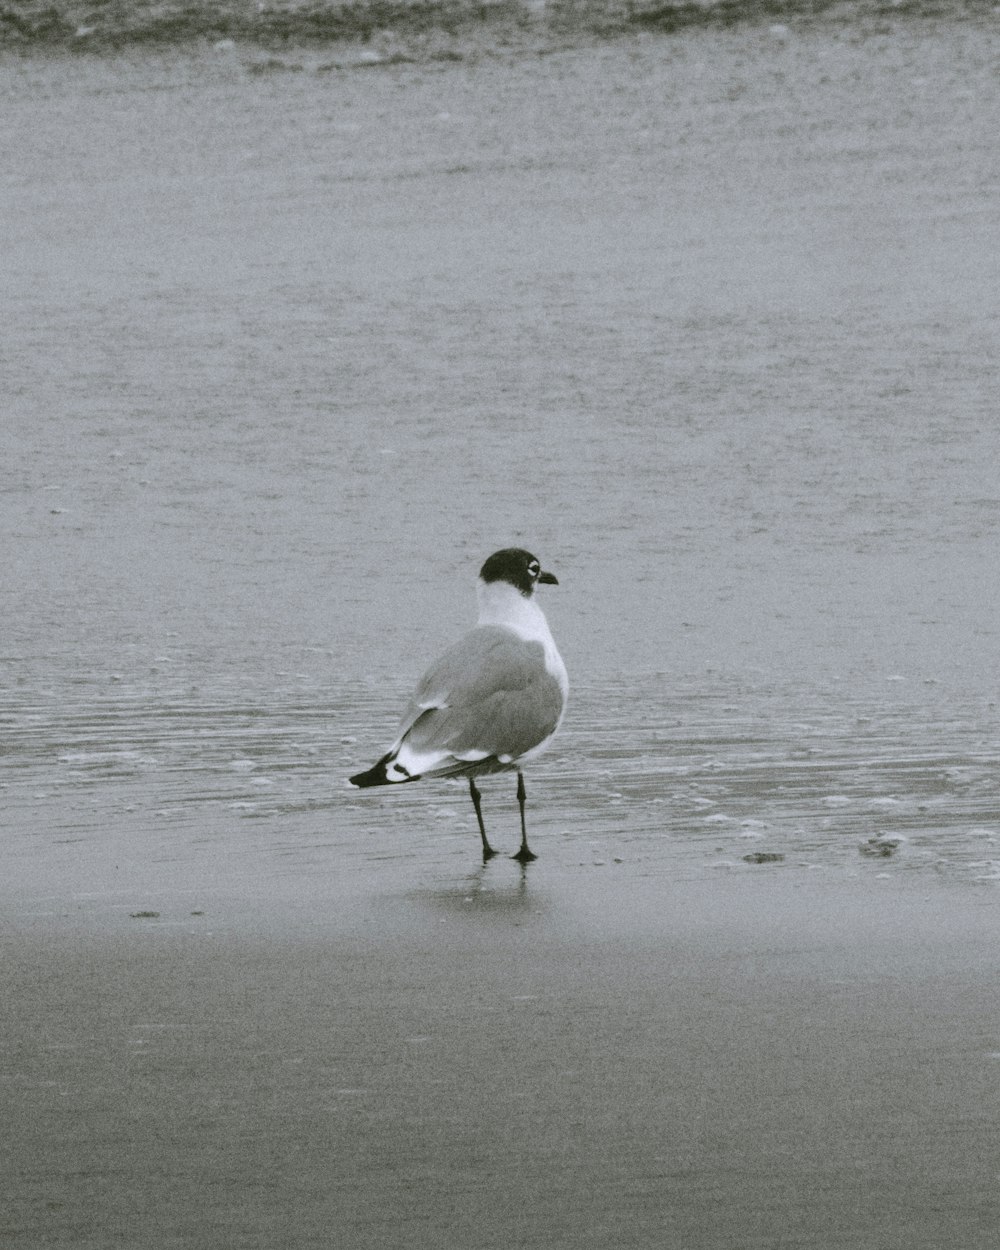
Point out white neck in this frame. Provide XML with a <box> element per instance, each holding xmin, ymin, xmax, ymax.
<box><xmin>476</xmin><ymin>580</ymin><xmax>548</xmax><ymax>638</ymax></box>
<box><xmin>476</xmin><ymin>579</ymin><xmax>568</xmax><ymax>695</ymax></box>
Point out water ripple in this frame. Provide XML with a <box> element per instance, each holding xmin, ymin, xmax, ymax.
<box><xmin>4</xmin><ymin>677</ymin><xmax>998</xmax><ymax>889</ymax></box>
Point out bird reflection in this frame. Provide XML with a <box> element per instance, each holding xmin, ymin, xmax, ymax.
<box><xmin>414</xmin><ymin>858</ymin><xmax>544</xmax><ymax>922</ymax></box>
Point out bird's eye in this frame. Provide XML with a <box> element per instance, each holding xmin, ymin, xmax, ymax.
<box><xmin>527</xmin><ymin>560</ymin><xmax>540</xmax><ymax>578</ymax></box>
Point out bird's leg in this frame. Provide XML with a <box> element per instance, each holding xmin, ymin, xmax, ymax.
<box><xmin>469</xmin><ymin>777</ymin><xmax>497</xmax><ymax>861</ymax></box>
<box><xmin>511</xmin><ymin>770</ymin><xmax>537</xmax><ymax>863</ymax></box>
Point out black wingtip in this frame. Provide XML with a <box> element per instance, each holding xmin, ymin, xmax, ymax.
<box><xmin>350</xmin><ymin>752</ymin><xmax>420</xmax><ymax>787</ymax></box>
<box><xmin>349</xmin><ymin>763</ymin><xmax>388</xmax><ymax>787</ymax></box>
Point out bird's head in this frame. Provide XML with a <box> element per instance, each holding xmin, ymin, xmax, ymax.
<box><xmin>479</xmin><ymin>548</ymin><xmax>558</xmax><ymax>598</ymax></box>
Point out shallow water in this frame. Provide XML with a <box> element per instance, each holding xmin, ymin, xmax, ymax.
<box><xmin>4</xmin><ymin>20</ymin><xmax>1000</xmax><ymax>912</ymax></box>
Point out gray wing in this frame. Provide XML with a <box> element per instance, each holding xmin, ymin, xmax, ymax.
<box><xmin>394</xmin><ymin>626</ymin><xmax>564</xmax><ymax>764</ymax></box>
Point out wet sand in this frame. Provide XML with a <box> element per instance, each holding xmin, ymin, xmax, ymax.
<box><xmin>5</xmin><ymin>872</ymin><xmax>1000</xmax><ymax>1248</ymax></box>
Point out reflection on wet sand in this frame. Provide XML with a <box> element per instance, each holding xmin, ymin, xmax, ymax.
<box><xmin>412</xmin><ymin>858</ymin><xmax>539</xmax><ymax>920</ymax></box>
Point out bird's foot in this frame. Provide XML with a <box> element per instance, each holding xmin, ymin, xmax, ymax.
<box><xmin>481</xmin><ymin>843</ymin><xmax>499</xmax><ymax>863</ymax></box>
<box><xmin>511</xmin><ymin>846</ymin><xmax>537</xmax><ymax>864</ymax></box>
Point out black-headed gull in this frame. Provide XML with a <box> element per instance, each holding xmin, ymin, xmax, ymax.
<box><xmin>350</xmin><ymin>548</ymin><xmax>568</xmax><ymax>862</ymax></box>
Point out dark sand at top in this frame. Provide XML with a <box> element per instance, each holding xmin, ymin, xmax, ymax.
<box><xmin>5</xmin><ymin>872</ymin><xmax>999</xmax><ymax>1248</ymax></box>
<box><xmin>4</xmin><ymin>0</ymin><xmax>993</xmax><ymax>56</ymax></box>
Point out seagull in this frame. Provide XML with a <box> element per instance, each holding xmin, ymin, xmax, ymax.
<box><xmin>349</xmin><ymin>548</ymin><xmax>568</xmax><ymax>863</ymax></box>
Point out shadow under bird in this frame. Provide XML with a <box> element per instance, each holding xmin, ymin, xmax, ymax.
<box><xmin>349</xmin><ymin>548</ymin><xmax>568</xmax><ymax>862</ymax></box>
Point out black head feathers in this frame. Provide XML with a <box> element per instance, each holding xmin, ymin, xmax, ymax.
<box><xmin>479</xmin><ymin>548</ymin><xmax>558</xmax><ymax>597</ymax></box>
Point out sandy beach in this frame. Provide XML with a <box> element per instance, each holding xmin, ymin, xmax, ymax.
<box><xmin>5</xmin><ymin>9</ymin><xmax>1000</xmax><ymax>1246</ymax></box>
<box><xmin>5</xmin><ymin>871</ymin><xmax>1000</xmax><ymax>1248</ymax></box>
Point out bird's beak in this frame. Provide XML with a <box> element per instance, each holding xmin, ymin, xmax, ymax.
<box><xmin>538</xmin><ymin>570</ymin><xmax>558</xmax><ymax>586</ymax></box>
